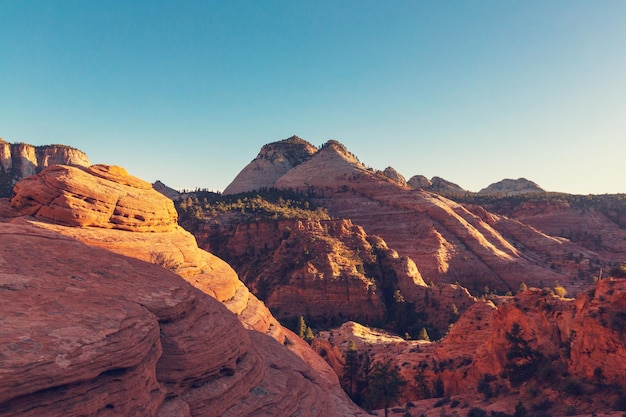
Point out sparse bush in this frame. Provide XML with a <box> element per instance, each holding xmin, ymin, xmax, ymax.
<box><xmin>150</xmin><ymin>251</ymin><xmax>181</xmax><ymax>272</ymax></box>
<box><xmin>553</xmin><ymin>284</ymin><xmax>567</xmax><ymax>298</ymax></box>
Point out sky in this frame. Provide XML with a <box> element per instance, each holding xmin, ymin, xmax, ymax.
<box><xmin>1</xmin><ymin>1</ymin><xmax>625</xmax><ymax>194</ymax></box>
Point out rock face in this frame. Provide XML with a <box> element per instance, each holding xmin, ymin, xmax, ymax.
<box><xmin>316</xmin><ymin>279</ymin><xmax>626</xmax><ymax>414</ymax></box>
<box><xmin>223</xmin><ymin>135</ymin><xmax>317</xmax><ymax>195</ymax></box>
<box><xmin>11</xmin><ymin>165</ymin><xmax>178</xmax><ymax>232</ymax></box>
<box><xmin>264</xmin><ymin>140</ymin><xmax>574</xmax><ymax>292</ymax></box>
<box><xmin>478</xmin><ymin>178</ymin><xmax>545</xmax><ymax>195</ymax></box>
<box><xmin>0</xmin><ymin>220</ymin><xmax>362</xmax><ymax>416</ymax></box>
<box><xmin>0</xmin><ymin>138</ymin><xmax>90</xmax><ymax>197</ymax></box>
<box><xmin>1</xmin><ymin>164</ymin><xmax>363</xmax><ymax>416</ymax></box>
<box><xmin>381</xmin><ymin>167</ymin><xmax>406</xmax><ymax>186</ymax></box>
<box><xmin>407</xmin><ymin>175</ymin><xmax>466</xmax><ymax>194</ymax></box>
<box><xmin>192</xmin><ymin>217</ymin><xmax>437</xmax><ymax>325</ymax></box>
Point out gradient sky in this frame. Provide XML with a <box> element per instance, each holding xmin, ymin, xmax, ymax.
<box><xmin>1</xmin><ymin>1</ymin><xmax>625</xmax><ymax>194</ymax></box>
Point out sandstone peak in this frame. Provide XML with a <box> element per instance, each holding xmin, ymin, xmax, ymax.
<box><xmin>222</xmin><ymin>135</ymin><xmax>317</xmax><ymax>195</ymax></box>
<box><xmin>274</xmin><ymin>140</ymin><xmax>368</xmax><ymax>190</ymax></box>
<box><xmin>382</xmin><ymin>166</ymin><xmax>407</xmax><ymax>186</ymax></box>
<box><xmin>479</xmin><ymin>177</ymin><xmax>545</xmax><ymax>195</ymax></box>
<box><xmin>407</xmin><ymin>175</ymin><xmax>465</xmax><ymax>194</ymax></box>
<box><xmin>407</xmin><ymin>174</ymin><xmax>432</xmax><ymax>189</ymax></box>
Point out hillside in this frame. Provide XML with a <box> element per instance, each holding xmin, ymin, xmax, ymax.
<box><xmin>221</xmin><ymin>138</ymin><xmax>609</xmax><ymax>294</ymax></box>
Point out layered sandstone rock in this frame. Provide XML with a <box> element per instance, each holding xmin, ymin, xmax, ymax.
<box><xmin>195</xmin><ymin>218</ymin><xmax>400</xmax><ymax>324</ymax></box>
<box><xmin>11</xmin><ymin>165</ymin><xmax>177</xmax><ymax>232</ymax></box>
<box><xmin>0</xmin><ymin>139</ymin><xmax>90</xmax><ymax>197</ymax></box>
<box><xmin>0</xmin><ymin>220</ymin><xmax>363</xmax><ymax>416</ymax></box>
<box><xmin>2</xmin><ymin>164</ymin><xmax>363</xmax><ymax>415</ymax></box>
<box><xmin>271</xmin><ymin>141</ymin><xmax>570</xmax><ymax>292</ymax></box>
<box><xmin>222</xmin><ymin>135</ymin><xmax>317</xmax><ymax>195</ymax></box>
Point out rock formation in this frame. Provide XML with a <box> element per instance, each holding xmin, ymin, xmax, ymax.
<box><xmin>0</xmin><ymin>138</ymin><xmax>90</xmax><ymax>197</ymax></box>
<box><xmin>153</xmin><ymin>180</ymin><xmax>181</xmax><ymax>200</ymax></box>
<box><xmin>381</xmin><ymin>166</ymin><xmax>407</xmax><ymax>186</ymax></box>
<box><xmin>0</xmin><ymin>164</ymin><xmax>363</xmax><ymax>416</ymax></box>
<box><xmin>254</xmin><ymin>139</ymin><xmax>576</xmax><ymax>292</ymax></box>
<box><xmin>315</xmin><ymin>279</ymin><xmax>626</xmax><ymax>415</ymax></box>
<box><xmin>0</xmin><ymin>220</ymin><xmax>363</xmax><ymax>416</ymax></box>
<box><xmin>478</xmin><ymin>178</ymin><xmax>545</xmax><ymax>195</ymax></box>
<box><xmin>222</xmin><ymin>135</ymin><xmax>317</xmax><ymax>195</ymax></box>
<box><xmin>406</xmin><ymin>175</ymin><xmax>466</xmax><ymax>194</ymax></box>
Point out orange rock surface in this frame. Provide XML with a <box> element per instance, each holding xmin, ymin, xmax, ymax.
<box><xmin>1</xmin><ymin>164</ymin><xmax>363</xmax><ymax>416</ymax></box>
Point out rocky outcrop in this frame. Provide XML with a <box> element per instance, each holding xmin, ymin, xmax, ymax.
<box><xmin>153</xmin><ymin>180</ymin><xmax>181</xmax><ymax>200</ymax></box>
<box><xmin>193</xmin><ymin>218</ymin><xmax>416</xmax><ymax>324</ymax></box>
<box><xmin>381</xmin><ymin>167</ymin><xmax>406</xmax><ymax>186</ymax></box>
<box><xmin>1</xmin><ymin>164</ymin><xmax>363</xmax><ymax>415</ymax></box>
<box><xmin>407</xmin><ymin>175</ymin><xmax>432</xmax><ymax>189</ymax></box>
<box><xmin>478</xmin><ymin>178</ymin><xmax>545</xmax><ymax>195</ymax></box>
<box><xmin>223</xmin><ymin>135</ymin><xmax>317</xmax><ymax>195</ymax></box>
<box><xmin>10</xmin><ymin>165</ymin><xmax>178</xmax><ymax>232</ymax></box>
<box><xmin>0</xmin><ymin>220</ymin><xmax>363</xmax><ymax>416</ymax></box>
<box><xmin>316</xmin><ymin>279</ymin><xmax>626</xmax><ymax>414</ymax></box>
<box><xmin>0</xmin><ymin>139</ymin><xmax>90</xmax><ymax>197</ymax></box>
<box><xmin>407</xmin><ymin>175</ymin><xmax>466</xmax><ymax>194</ymax></box>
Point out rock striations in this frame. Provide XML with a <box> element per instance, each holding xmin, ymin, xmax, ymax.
<box><xmin>225</xmin><ymin>138</ymin><xmax>588</xmax><ymax>293</ymax></box>
<box><xmin>0</xmin><ymin>164</ymin><xmax>363</xmax><ymax>416</ymax></box>
<box><xmin>0</xmin><ymin>139</ymin><xmax>90</xmax><ymax>197</ymax></box>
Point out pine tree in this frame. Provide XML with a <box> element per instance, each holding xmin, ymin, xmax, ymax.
<box><xmin>417</xmin><ymin>327</ymin><xmax>430</xmax><ymax>342</ymax></box>
<box><xmin>366</xmin><ymin>361</ymin><xmax>407</xmax><ymax>417</ymax></box>
<box><xmin>296</xmin><ymin>315</ymin><xmax>307</xmax><ymax>339</ymax></box>
<box><xmin>343</xmin><ymin>340</ymin><xmax>359</xmax><ymax>399</ymax></box>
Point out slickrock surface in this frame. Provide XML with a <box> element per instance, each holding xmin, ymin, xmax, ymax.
<box><xmin>1</xmin><ymin>164</ymin><xmax>363</xmax><ymax>415</ymax></box>
<box><xmin>0</xmin><ymin>221</ymin><xmax>363</xmax><ymax>416</ymax></box>
<box><xmin>0</xmin><ymin>139</ymin><xmax>90</xmax><ymax>197</ymax></box>
<box><xmin>10</xmin><ymin>164</ymin><xmax>178</xmax><ymax>232</ymax></box>
<box><xmin>223</xmin><ymin>135</ymin><xmax>317</xmax><ymax>195</ymax></box>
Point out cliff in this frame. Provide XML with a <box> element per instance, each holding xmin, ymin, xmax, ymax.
<box><xmin>0</xmin><ymin>138</ymin><xmax>90</xmax><ymax>197</ymax></box>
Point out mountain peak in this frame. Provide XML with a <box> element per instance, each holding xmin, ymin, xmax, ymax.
<box><xmin>479</xmin><ymin>178</ymin><xmax>545</xmax><ymax>195</ymax></box>
<box><xmin>222</xmin><ymin>136</ymin><xmax>317</xmax><ymax>195</ymax></box>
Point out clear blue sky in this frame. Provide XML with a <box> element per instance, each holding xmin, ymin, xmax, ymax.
<box><xmin>1</xmin><ymin>1</ymin><xmax>625</xmax><ymax>194</ymax></box>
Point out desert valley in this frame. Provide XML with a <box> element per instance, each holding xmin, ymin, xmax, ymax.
<box><xmin>1</xmin><ymin>136</ymin><xmax>625</xmax><ymax>417</ymax></box>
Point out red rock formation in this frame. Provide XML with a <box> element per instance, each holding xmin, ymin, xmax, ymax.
<box><xmin>11</xmin><ymin>165</ymin><xmax>178</xmax><ymax>232</ymax></box>
<box><xmin>316</xmin><ymin>279</ymin><xmax>626</xmax><ymax>414</ymax></box>
<box><xmin>0</xmin><ymin>220</ymin><xmax>363</xmax><ymax>416</ymax></box>
<box><xmin>2</xmin><ymin>164</ymin><xmax>363</xmax><ymax>415</ymax></box>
